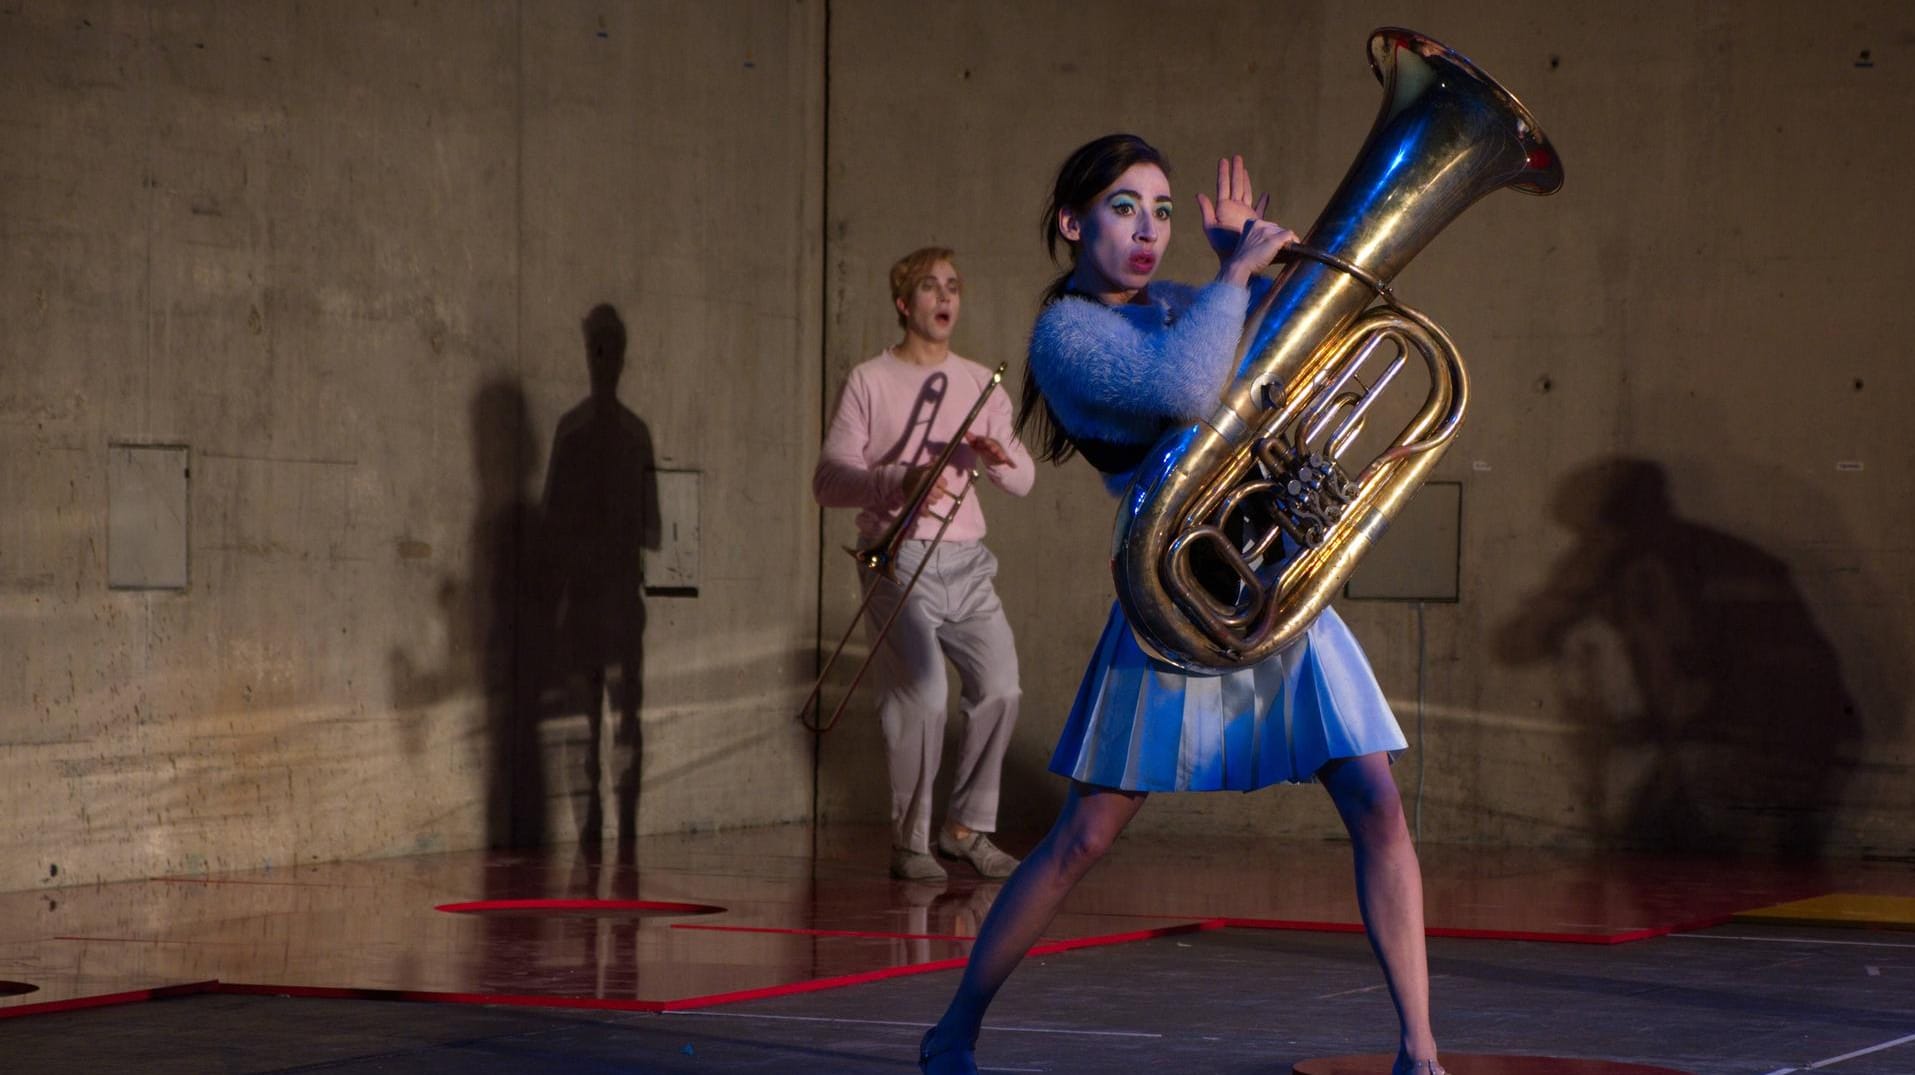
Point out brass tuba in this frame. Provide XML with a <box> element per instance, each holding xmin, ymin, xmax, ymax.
<box><xmin>1112</xmin><ymin>28</ymin><xmax>1563</xmax><ymax>673</ymax></box>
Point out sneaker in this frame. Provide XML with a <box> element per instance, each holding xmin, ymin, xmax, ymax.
<box><xmin>890</xmin><ymin>847</ymin><xmax>948</xmax><ymax>881</ymax></box>
<box><xmin>936</xmin><ymin>829</ymin><xmax>1019</xmax><ymax>878</ymax></box>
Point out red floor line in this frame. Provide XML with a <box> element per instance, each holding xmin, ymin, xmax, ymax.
<box><xmin>0</xmin><ymin>981</ymin><xmax>217</xmax><ymax>1020</ymax></box>
<box><xmin>0</xmin><ymin>922</ymin><xmax>1230</xmax><ymax>1022</ymax></box>
<box><xmin>659</xmin><ymin>920</ymin><xmax>1224</xmax><ymax>1010</ymax></box>
<box><xmin>0</xmin><ymin>911</ymin><xmax>1744</xmax><ymax>1023</ymax></box>
<box><xmin>659</xmin><ymin>956</ymin><xmax>975</xmax><ymax>1010</ymax></box>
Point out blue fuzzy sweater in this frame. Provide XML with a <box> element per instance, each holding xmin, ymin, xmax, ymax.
<box><xmin>1026</xmin><ymin>278</ymin><xmax>1269</xmax><ymax>489</ymax></box>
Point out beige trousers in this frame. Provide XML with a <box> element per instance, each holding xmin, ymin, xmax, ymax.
<box><xmin>861</xmin><ymin>539</ymin><xmax>1021</xmax><ymax>855</ymax></box>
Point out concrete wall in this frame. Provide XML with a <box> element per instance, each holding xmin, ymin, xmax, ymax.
<box><xmin>6</xmin><ymin>1</ymin><xmax>1911</xmax><ymax>894</ymax></box>
<box><xmin>1</xmin><ymin>0</ymin><xmax>823</xmax><ymax>890</ymax></box>
<box><xmin>816</xmin><ymin>0</ymin><xmax>1915</xmax><ymax>859</ymax></box>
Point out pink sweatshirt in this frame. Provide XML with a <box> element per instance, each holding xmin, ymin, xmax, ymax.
<box><xmin>813</xmin><ymin>349</ymin><xmax>1035</xmax><ymax>544</ymax></box>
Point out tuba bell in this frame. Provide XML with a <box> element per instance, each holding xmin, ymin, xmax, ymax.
<box><xmin>1112</xmin><ymin>28</ymin><xmax>1564</xmax><ymax>674</ymax></box>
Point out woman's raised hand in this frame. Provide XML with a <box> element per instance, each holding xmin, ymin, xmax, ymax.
<box><xmin>1201</xmin><ymin>154</ymin><xmax>1296</xmax><ymax>285</ymax></box>
<box><xmin>1220</xmin><ymin>218</ymin><xmax>1297</xmax><ymax>287</ymax></box>
<box><xmin>1198</xmin><ymin>155</ymin><xmax>1271</xmax><ymax>258</ymax></box>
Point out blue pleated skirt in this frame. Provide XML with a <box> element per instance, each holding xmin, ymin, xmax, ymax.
<box><xmin>1048</xmin><ymin>604</ymin><xmax>1407</xmax><ymax>792</ymax></box>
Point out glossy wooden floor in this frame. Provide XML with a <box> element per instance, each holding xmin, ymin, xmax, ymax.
<box><xmin>3</xmin><ymin>824</ymin><xmax>1910</xmax><ymax>1019</ymax></box>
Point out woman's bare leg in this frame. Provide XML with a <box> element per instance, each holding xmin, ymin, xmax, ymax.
<box><xmin>1319</xmin><ymin>753</ymin><xmax>1439</xmax><ymax>1070</ymax></box>
<box><xmin>921</xmin><ymin>781</ymin><xmax>1148</xmax><ymax>1065</ymax></box>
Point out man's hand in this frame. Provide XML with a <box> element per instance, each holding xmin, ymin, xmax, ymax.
<box><xmin>901</xmin><ymin>463</ymin><xmax>956</xmax><ymax>507</ymax></box>
<box><xmin>966</xmin><ymin>434</ymin><xmax>1015</xmax><ymax>469</ymax></box>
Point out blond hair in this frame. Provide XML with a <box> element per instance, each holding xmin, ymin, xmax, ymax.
<box><xmin>888</xmin><ymin>246</ymin><xmax>957</xmax><ymax>327</ymax></box>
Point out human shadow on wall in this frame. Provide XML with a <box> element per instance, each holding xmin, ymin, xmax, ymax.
<box><xmin>388</xmin><ymin>377</ymin><xmax>547</xmax><ymax>848</ymax></box>
<box><xmin>536</xmin><ymin>304</ymin><xmax>660</xmax><ymax>854</ymax></box>
<box><xmin>1495</xmin><ymin>457</ymin><xmax>1863</xmax><ymax>859</ymax></box>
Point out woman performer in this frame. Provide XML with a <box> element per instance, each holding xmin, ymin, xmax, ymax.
<box><xmin>916</xmin><ymin>133</ymin><xmax>1446</xmax><ymax>1075</ymax></box>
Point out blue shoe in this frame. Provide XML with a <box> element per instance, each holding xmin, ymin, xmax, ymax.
<box><xmin>918</xmin><ymin>1026</ymin><xmax>978</xmax><ymax>1075</ymax></box>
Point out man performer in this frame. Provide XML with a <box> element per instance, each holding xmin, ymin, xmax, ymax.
<box><xmin>813</xmin><ymin>246</ymin><xmax>1035</xmax><ymax>881</ymax></box>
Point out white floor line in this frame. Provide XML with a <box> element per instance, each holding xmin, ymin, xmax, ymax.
<box><xmin>1318</xmin><ymin>973</ymin><xmax>1449</xmax><ymax>1000</ymax></box>
<box><xmin>1760</xmin><ymin>1029</ymin><xmax>1915</xmax><ymax>1073</ymax></box>
<box><xmin>1315</xmin><ymin>982</ymin><xmax>1389</xmax><ymax>1000</ymax></box>
<box><xmin>664</xmin><ymin>1010</ymin><xmax>1161</xmax><ymax>1038</ymax></box>
<box><xmin>1672</xmin><ymin>932</ymin><xmax>1915</xmax><ymax>950</ymax></box>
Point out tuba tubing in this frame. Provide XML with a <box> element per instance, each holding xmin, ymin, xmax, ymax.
<box><xmin>1111</xmin><ymin>28</ymin><xmax>1563</xmax><ymax>674</ymax></box>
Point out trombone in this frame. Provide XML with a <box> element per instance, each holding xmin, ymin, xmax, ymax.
<box><xmin>796</xmin><ymin>363</ymin><xmax>1007</xmax><ymax>734</ymax></box>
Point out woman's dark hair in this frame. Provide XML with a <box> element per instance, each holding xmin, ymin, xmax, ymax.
<box><xmin>1018</xmin><ymin>133</ymin><xmax>1171</xmax><ymax>464</ymax></box>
